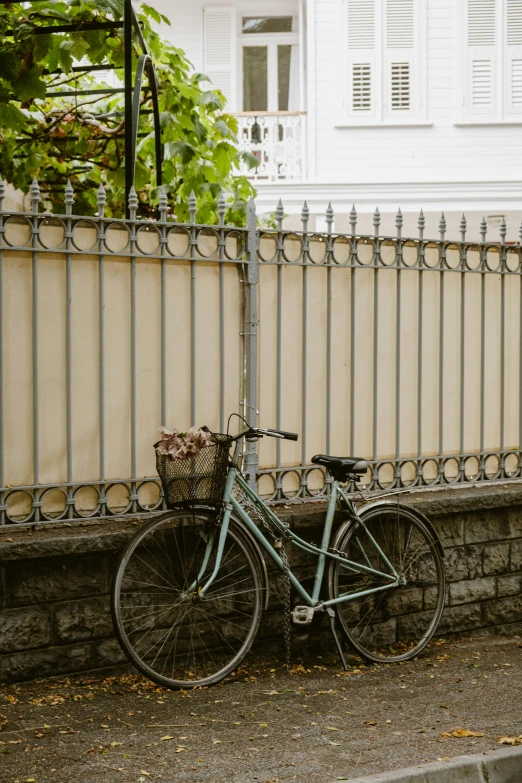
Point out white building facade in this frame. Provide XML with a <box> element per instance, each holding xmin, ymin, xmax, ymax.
<box><xmin>152</xmin><ymin>0</ymin><xmax>522</xmax><ymax>240</ymax></box>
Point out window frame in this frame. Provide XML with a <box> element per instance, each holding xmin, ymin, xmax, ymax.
<box><xmin>335</xmin><ymin>0</ymin><xmax>429</xmax><ymax>128</ymax></box>
<box><xmin>455</xmin><ymin>0</ymin><xmax>522</xmax><ymax>125</ymax></box>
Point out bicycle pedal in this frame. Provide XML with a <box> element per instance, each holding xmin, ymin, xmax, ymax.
<box><xmin>291</xmin><ymin>606</ymin><xmax>315</xmax><ymax>625</ymax></box>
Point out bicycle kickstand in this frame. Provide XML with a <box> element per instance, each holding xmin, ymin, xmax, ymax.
<box><xmin>325</xmin><ymin>607</ymin><xmax>348</xmax><ymax>671</ymax></box>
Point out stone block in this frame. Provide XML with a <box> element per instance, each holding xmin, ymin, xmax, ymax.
<box><xmin>497</xmin><ymin>574</ymin><xmax>522</xmax><ymax>597</ymax></box>
<box><xmin>483</xmin><ymin>542</ymin><xmax>510</xmax><ymax>575</ymax></box>
<box><xmin>6</xmin><ymin>554</ymin><xmax>108</xmax><ymax>606</ymax></box>
<box><xmin>436</xmin><ymin>603</ymin><xmax>483</xmax><ymax>635</ymax></box>
<box><xmin>0</xmin><ymin>606</ymin><xmax>51</xmax><ymax>653</ymax></box>
<box><xmin>449</xmin><ymin>577</ymin><xmax>496</xmax><ymax>605</ymax></box>
<box><xmin>445</xmin><ymin>545</ymin><xmax>483</xmax><ymax>581</ymax></box>
<box><xmin>432</xmin><ymin>516</ymin><xmax>465</xmax><ymax>547</ymax></box>
<box><xmin>1</xmin><ymin>643</ymin><xmax>93</xmax><ymax>683</ymax></box>
<box><xmin>510</xmin><ymin>540</ymin><xmax>522</xmax><ymax>571</ymax></box>
<box><xmin>93</xmin><ymin>637</ymin><xmax>128</xmax><ymax>668</ymax></box>
<box><xmin>481</xmin><ymin>595</ymin><xmax>522</xmax><ymax>627</ymax></box>
<box><xmin>0</xmin><ymin>566</ymin><xmax>6</xmax><ymax>609</ymax></box>
<box><xmin>55</xmin><ymin>596</ymin><xmax>112</xmax><ymax>642</ymax></box>
<box><xmin>506</xmin><ymin>507</ymin><xmax>522</xmax><ymax>538</ymax></box>
<box><xmin>387</xmin><ymin>587</ymin><xmax>423</xmax><ymax>616</ymax></box>
<box><xmin>464</xmin><ymin>512</ymin><xmax>511</xmax><ymax>545</ymax></box>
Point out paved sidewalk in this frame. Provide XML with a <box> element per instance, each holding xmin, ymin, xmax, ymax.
<box><xmin>0</xmin><ymin>635</ymin><xmax>521</xmax><ymax>783</ymax></box>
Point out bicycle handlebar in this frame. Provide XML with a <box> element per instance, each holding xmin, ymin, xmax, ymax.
<box><xmin>231</xmin><ymin>427</ymin><xmax>298</xmax><ymax>442</ymax></box>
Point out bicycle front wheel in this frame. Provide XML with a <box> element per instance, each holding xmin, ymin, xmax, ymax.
<box><xmin>328</xmin><ymin>505</ymin><xmax>445</xmax><ymax>663</ymax></box>
<box><xmin>112</xmin><ymin>510</ymin><xmax>263</xmax><ymax>689</ymax></box>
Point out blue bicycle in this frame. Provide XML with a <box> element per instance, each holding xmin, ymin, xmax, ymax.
<box><xmin>112</xmin><ymin>422</ymin><xmax>446</xmax><ymax>688</ymax></box>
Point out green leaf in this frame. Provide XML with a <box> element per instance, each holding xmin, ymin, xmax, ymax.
<box><xmin>199</xmin><ymin>90</ymin><xmax>223</xmax><ymax>111</ymax></box>
<box><xmin>240</xmin><ymin>151</ymin><xmax>260</xmax><ymax>171</ymax></box>
<box><xmin>13</xmin><ymin>66</ymin><xmax>46</xmax><ymax>101</ymax></box>
<box><xmin>0</xmin><ymin>103</ymin><xmax>26</xmax><ymax>131</ymax></box>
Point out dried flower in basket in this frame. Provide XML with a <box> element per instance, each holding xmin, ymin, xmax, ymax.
<box><xmin>156</xmin><ymin>426</ymin><xmax>212</xmax><ymax>460</ymax></box>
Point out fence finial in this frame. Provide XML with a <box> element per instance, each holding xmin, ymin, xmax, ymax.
<box><xmin>439</xmin><ymin>212</ymin><xmax>446</xmax><ymax>240</ymax></box>
<box><xmin>30</xmin><ymin>177</ymin><xmax>41</xmax><ymax>214</ymax></box>
<box><xmin>480</xmin><ymin>216</ymin><xmax>487</xmax><ymax>243</ymax></box>
<box><xmin>188</xmin><ymin>190</ymin><xmax>197</xmax><ymax>224</ymax></box>
<box><xmin>373</xmin><ymin>207</ymin><xmax>380</xmax><ymax>237</ymax></box>
<box><xmin>158</xmin><ymin>186</ymin><xmax>168</xmax><ymax>221</ymax></box>
<box><xmin>460</xmin><ymin>213</ymin><xmax>467</xmax><ymax>242</ymax></box>
<box><xmin>97</xmin><ymin>183</ymin><xmax>106</xmax><ymax>217</ymax></box>
<box><xmin>395</xmin><ymin>207</ymin><xmax>403</xmax><ymax>238</ymax></box>
<box><xmin>275</xmin><ymin>198</ymin><xmax>284</xmax><ymax>231</ymax></box>
<box><xmin>64</xmin><ymin>179</ymin><xmax>74</xmax><ymax>216</ymax></box>
<box><xmin>0</xmin><ymin>176</ymin><xmax>4</xmax><ymax>212</ymax></box>
<box><xmin>500</xmin><ymin>217</ymin><xmax>507</xmax><ymax>245</ymax></box>
<box><xmin>325</xmin><ymin>202</ymin><xmax>334</xmax><ymax>235</ymax></box>
<box><xmin>418</xmin><ymin>209</ymin><xmax>425</xmax><ymax>239</ymax></box>
<box><xmin>349</xmin><ymin>204</ymin><xmax>357</xmax><ymax>236</ymax></box>
<box><xmin>301</xmin><ymin>200</ymin><xmax>309</xmax><ymax>232</ymax></box>
<box><xmin>217</xmin><ymin>190</ymin><xmax>226</xmax><ymax>227</ymax></box>
<box><xmin>128</xmin><ymin>186</ymin><xmax>138</xmax><ymax>220</ymax></box>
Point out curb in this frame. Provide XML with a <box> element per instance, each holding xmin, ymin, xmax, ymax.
<box><xmin>334</xmin><ymin>745</ymin><xmax>522</xmax><ymax>782</ymax></box>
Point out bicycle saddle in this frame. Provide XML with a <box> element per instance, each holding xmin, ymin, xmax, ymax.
<box><xmin>311</xmin><ymin>454</ymin><xmax>368</xmax><ymax>482</ymax></box>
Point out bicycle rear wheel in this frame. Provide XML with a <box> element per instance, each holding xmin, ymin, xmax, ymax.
<box><xmin>328</xmin><ymin>505</ymin><xmax>445</xmax><ymax>663</ymax></box>
<box><xmin>112</xmin><ymin>510</ymin><xmax>263</xmax><ymax>688</ymax></box>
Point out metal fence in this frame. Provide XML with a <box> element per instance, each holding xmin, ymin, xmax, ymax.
<box><xmin>1</xmin><ymin>177</ymin><xmax>521</xmax><ymax>526</ymax></box>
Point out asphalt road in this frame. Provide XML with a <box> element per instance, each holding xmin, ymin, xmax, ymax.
<box><xmin>1</xmin><ymin>635</ymin><xmax>521</xmax><ymax>783</ymax></box>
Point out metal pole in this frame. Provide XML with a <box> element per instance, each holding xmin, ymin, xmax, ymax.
<box><xmin>124</xmin><ymin>0</ymin><xmax>133</xmax><ymax>217</ymax></box>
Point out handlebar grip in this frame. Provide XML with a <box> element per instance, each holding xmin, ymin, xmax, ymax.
<box><xmin>278</xmin><ymin>430</ymin><xmax>298</xmax><ymax>441</ymax></box>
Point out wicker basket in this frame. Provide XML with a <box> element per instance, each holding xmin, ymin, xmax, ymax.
<box><xmin>155</xmin><ymin>433</ymin><xmax>233</xmax><ymax>509</ymax></box>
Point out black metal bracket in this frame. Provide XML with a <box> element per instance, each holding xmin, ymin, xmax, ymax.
<box><xmin>1</xmin><ymin>0</ymin><xmax>163</xmax><ymax>216</ymax></box>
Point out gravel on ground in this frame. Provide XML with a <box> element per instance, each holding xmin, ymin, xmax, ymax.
<box><xmin>0</xmin><ymin>634</ymin><xmax>521</xmax><ymax>783</ymax></box>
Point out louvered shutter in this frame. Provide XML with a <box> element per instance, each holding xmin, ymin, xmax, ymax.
<box><xmin>464</xmin><ymin>0</ymin><xmax>497</xmax><ymax>116</ymax></box>
<box><xmin>203</xmin><ymin>7</ymin><xmax>237</xmax><ymax>111</ymax></box>
<box><xmin>385</xmin><ymin>0</ymin><xmax>415</xmax><ymax>116</ymax></box>
<box><xmin>506</xmin><ymin>0</ymin><xmax>522</xmax><ymax>115</ymax></box>
<box><xmin>346</xmin><ymin>0</ymin><xmax>377</xmax><ymax>118</ymax></box>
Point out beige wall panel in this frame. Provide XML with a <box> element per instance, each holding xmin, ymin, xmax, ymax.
<box><xmin>70</xmin><ymin>254</ymin><xmax>99</xmax><ymax>483</ymax></box>
<box><xmin>351</xmin><ymin>267</ymin><xmax>374</xmax><ymax>460</ymax></box>
<box><xmin>258</xmin><ymin>264</ymin><xmax>278</xmax><ymax>470</ymax></box>
<box><xmin>329</xmin><ymin>268</ymin><xmax>351</xmax><ymax>458</ymax></box>
<box><xmin>222</xmin><ymin>264</ymin><xmax>242</xmax><ymax>433</ymax></box>
<box><xmin>104</xmin><ymin>257</ymin><xmax>131</xmax><ymax>481</ymax></box>
<box><xmin>398</xmin><ymin>270</ymin><xmax>419</xmax><ymax>459</ymax></box>
<box><xmin>419</xmin><ymin>272</ymin><xmax>440</xmax><ymax>457</ymax></box>
<box><xmin>164</xmin><ymin>261</ymin><xmax>191</xmax><ymax>431</ymax></box>
<box><xmin>441</xmin><ymin>272</ymin><xmax>461</xmax><ymax>456</ymax></box>
<box><xmin>463</xmin><ymin>273</ymin><xmax>482</xmax><ymax>455</ymax></box>
<box><xmin>483</xmin><ymin>275</ymin><xmax>501</xmax><ymax>452</ymax></box>
<box><xmin>504</xmin><ymin>273</ymin><xmax>520</xmax><ymax>454</ymax></box>
<box><xmin>194</xmin><ymin>263</ymin><xmax>222</xmax><ymax>432</ymax></box>
<box><xmin>135</xmin><ymin>258</ymin><xmax>162</xmax><ymax>480</ymax></box>
<box><xmin>376</xmin><ymin>269</ymin><xmax>398</xmax><ymax>460</ymax></box>
<box><xmin>4</xmin><ymin>251</ymin><xmax>36</xmax><ymax>487</ymax></box>
<box><xmin>278</xmin><ymin>265</ymin><xmax>303</xmax><ymax>470</ymax></box>
<box><xmin>304</xmin><ymin>266</ymin><xmax>327</xmax><ymax>461</ymax></box>
<box><xmin>36</xmin><ymin>252</ymin><xmax>67</xmax><ymax>486</ymax></box>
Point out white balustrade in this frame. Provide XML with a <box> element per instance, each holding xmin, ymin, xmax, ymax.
<box><xmin>235</xmin><ymin>112</ymin><xmax>306</xmax><ymax>181</ymax></box>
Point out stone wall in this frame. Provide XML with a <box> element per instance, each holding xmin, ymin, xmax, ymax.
<box><xmin>1</xmin><ymin>483</ymin><xmax>522</xmax><ymax>683</ymax></box>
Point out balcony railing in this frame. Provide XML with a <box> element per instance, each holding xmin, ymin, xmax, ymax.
<box><xmin>235</xmin><ymin>111</ymin><xmax>306</xmax><ymax>182</ymax></box>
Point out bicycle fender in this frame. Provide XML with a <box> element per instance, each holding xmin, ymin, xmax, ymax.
<box><xmin>230</xmin><ymin>515</ymin><xmax>270</xmax><ymax>610</ymax></box>
<box><xmin>335</xmin><ymin>499</ymin><xmax>445</xmax><ymax>560</ymax></box>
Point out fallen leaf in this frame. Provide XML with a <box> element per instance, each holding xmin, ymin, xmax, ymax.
<box><xmin>175</xmin><ymin>747</ymin><xmax>187</xmax><ymax>753</ymax></box>
<box><xmin>497</xmin><ymin>736</ymin><xmax>522</xmax><ymax>746</ymax></box>
<box><xmin>0</xmin><ymin>714</ymin><xmax>7</xmax><ymax>731</ymax></box>
<box><xmin>263</xmin><ymin>691</ymin><xmax>280</xmax><ymax>696</ymax></box>
<box><xmin>327</xmin><ymin>740</ymin><xmax>342</xmax><ymax>746</ymax></box>
<box><xmin>440</xmin><ymin>727</ymin><xmax>484</xmax><ymax>738</ymax></box>
<box><xmin>363</xmin><ymin>720</ymin><xmax>377</xmax><ymax>726</ymax></box>
<box><xmin>326</xmin><ymin>726</ymin><xmax>339</xmax><ymax>731</ymax></box>
<box><xmin>160</xmin><ymin>735</ymin><xmax>176</xmax><ymax>741</ymax></box>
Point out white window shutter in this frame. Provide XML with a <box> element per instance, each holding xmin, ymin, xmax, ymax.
<box><xmin>346</xmin><ymin>0</ymin><xmax>377</xmax><ymax>117</ymax></box>
<box><xmin>464</xmin><ymin>0</ymin><xmax>497</xmax><ymax>116</ymax></box>
<box><xmin>203</xmin><ymin>7</ymin><xmax>237</xmax><ymax>111</ymax></box>
<box><xmin>384</xmin><ymin>0</ymin><xmax>415</xmax><ymax>116</ymax></box>
<box><xmin>506</xmin><ymin>0</ymin><xmax>522</xmax><ymax>115</ymax></box>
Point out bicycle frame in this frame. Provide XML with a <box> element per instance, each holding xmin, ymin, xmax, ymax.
<box><xmin>195</xmin><ymin>466</ymin><xmax>401</xmax><ymax>609</ymax></box>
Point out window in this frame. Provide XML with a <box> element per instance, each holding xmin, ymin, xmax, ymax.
<box><xmin>239</xmin><ymin>16</ymin><xmax>300</xmax><ymax>112</ymax></box>
<box><xmin>461</xmin><ymin>0</ymin><xmax>522</xmax><ymax>121</ymax></box>
<box><xmin>339</xmin><ymin>0</ymin><xmax>426</xmax><ymax>125</ymax></box>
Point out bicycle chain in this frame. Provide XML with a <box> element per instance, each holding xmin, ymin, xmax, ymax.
<box><xmin>233</xmin><ymin>486</ymin><xmax>293</xmax><ymax>669</ymax></box>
